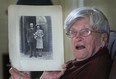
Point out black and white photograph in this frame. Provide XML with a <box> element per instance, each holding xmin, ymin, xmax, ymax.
<box><xmin>8</xmin><ymin>5</ymin><xmax>64</xmax><ymax>71</ymax></box>
<box><xmin>20</xmin><ymin>16</ymin><xmax>53</xmax><ymax>60</ymax></box>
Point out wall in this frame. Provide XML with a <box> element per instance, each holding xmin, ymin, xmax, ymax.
<box><xmin>0</xmin><ymin>0</ymin><xmax>16</xmax><ymax>79</ymax></box>
<box><xmin>0</xmin><ymin>0</ymin><xmax>8</xmax><ymax>79</ymax></box>
<box><xmin>84</xmin><ymin>0</ymin><xmax>116</xmax><ymax>30</ymax></box>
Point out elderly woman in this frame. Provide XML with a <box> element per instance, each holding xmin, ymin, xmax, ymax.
<box><xmin>9</xmin><ymin>7</ymin><xmax>112</xmax><ymax>79</ymax></box>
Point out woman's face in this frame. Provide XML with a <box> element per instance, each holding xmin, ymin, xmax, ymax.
<box><xmin>70</xmin><ymin>18</ymin><xmax>104</xmax><ymax>61</ymax></box>
<box><xmin>37</xmin><ymin>25</ymin><xmax>40</xmax><ymax>29</ymax></box>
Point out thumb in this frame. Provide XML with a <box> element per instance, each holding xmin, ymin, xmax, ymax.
<box><xmin>56</xmin><ymin>68</ymin><xmax>66</xmax><ymax>78</ymax></box>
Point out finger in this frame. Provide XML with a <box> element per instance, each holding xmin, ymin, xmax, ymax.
<box><xmin>56</xmin><ymin>69</ymin><xmax>66</xmax><ymax>78</ymax></box>
<box><xmin>9</xmin><ymin>67</ymin><xmax>16</xmax><ymax>74</ymax></box>
<box><xmin>9</xmin><ymin>67</ymin><xmax>19</xmax><ymax>79</ymax></box>
<box><xmin>9</xmin><ymin>67</ymin><xmax>20</xmax><ymax>75</ymax></box>
<box><xmin>62</xmin><ymin>64</ymin><xmax>67</xmax><ymax>69</ymax></box>
<box><xmin>9</xmin><ymin>67</ymin><xmax>30</xmax><ymax>79</ymax></box>
<box><xmin>40</xmin><ymin>71</ymin><xmax>59</xmax><ymax>79</ymax></box>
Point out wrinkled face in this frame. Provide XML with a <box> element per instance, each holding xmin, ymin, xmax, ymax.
<box><xmin>69</xmin><ymin>18</ymin><xmax>105</xmax><ymax>61</ymax></box>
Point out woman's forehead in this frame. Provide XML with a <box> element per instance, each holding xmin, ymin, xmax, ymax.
<box><xmin>70</xmin><ymin>26</ymin><xmax>92</xmax><ymax>32</ymax></box>
<box><xmin>70</xmin><ymin>19</ymin><xmax>92</xmax><ymax>29</ymax></box>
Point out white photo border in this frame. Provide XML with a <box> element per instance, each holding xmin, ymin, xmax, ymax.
<box><xmin>8</xmin><ymin>5</ymin><xmax>64</xmax><ymax>71</ymax></box>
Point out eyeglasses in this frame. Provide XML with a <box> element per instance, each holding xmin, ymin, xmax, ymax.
<box><xmin>66</xmin><ymin>28</ymin><xmax>95</xmax><ymax>38</ymax></box>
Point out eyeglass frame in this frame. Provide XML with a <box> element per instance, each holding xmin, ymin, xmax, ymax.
<box><xmin>66</xmin><ymin>28</ymin><xmax>101</xmax><ymax>38</ymax></box>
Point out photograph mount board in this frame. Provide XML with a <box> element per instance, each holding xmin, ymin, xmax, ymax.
<box><xmin>8</xmin><ymin>5</ymin><xmax>64</xmax><ymax>71</ymax></box>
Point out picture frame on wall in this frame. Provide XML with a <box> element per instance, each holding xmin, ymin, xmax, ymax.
<box><xmin>8</xmin><ymin>5</ymin><xmax>64</xmax><ymax>71</ymax></box>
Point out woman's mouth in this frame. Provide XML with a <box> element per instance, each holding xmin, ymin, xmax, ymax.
<box><xmin>75</xmin><ymin>45</ymin><xmax>85</xmax><ymax>50</ymax></box>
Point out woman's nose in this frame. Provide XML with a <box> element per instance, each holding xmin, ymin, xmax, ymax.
<box><xmin>75</xmin><ymin>32</ymin><xmax>83</xmax><ymax>41</ymax></box>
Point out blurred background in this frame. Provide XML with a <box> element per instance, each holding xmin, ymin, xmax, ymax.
<box><xmin>0</xmin><ymin>0</ymin><xmax>116</xmax><ymax>79</ymax></box>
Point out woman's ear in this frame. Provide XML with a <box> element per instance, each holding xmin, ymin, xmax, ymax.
<box><xmin>101</xmin><ymin>33</ymin><xmax>108</xmax><ymax>47</ymax></box>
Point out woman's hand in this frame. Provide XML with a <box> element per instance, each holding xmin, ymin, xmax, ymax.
<box><xmin>9</xmin><ymin>67</ymin><xmax>30</xmax><ymax>79</ymax></box>
<box><xmin>40</xmin><ymin>64</ymin><xmax>67</xmax><ymax>79</ymax></box>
